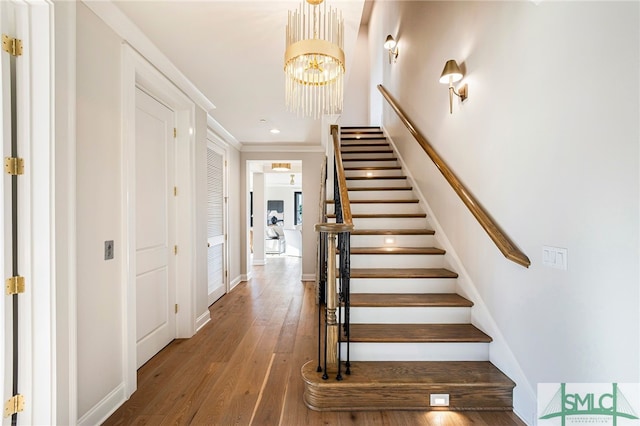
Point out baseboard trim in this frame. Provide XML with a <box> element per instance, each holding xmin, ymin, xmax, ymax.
<box><xmin>240</xmin><ymin>272</ymin><xmax>252</xmax><ymax>283</ymax></box>
<box><xmin>252</xmin><ymin>259</ymin><xmax>266</xmax><ymax>266</ymax></box>
<box><xmin>77</xmin><ymin>382</ymin><xmax>126</xmax><ymax>426</ymax></box>
<box><xmin>301</xmin><ymin>273</ymin><xmax>316</xmax><ymax>282</ymax></box>
<box><xmin>196</xmin><ymin>310</ymin><xmax>211</xmax><ymax>332</ymax></box>
<box><xmin>230</xmin><ymin>275</ymin><xmax>242</xmax><ymax>291</ymax></box>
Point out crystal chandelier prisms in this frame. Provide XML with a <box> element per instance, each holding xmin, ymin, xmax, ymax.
<box><xmin>284</xmin><ymin>0</ymin><xmax>345</xmax><ymax>119</ymax></box>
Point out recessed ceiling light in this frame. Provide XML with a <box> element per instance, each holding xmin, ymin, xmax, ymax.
<box><xmin>270</xmin><ymin>128</ymin><xmax>281</xmax><ymax>134</ymax></box>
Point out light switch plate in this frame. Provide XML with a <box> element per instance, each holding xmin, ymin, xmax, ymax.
<box><xmin>542</xmin><ymin>245</ymin><xmax>567</xmax><ymax>270</ymax></box>
<box><xmin>105</xmin><ymin>240</ymin><xmax>114</xmax><ymax>260</ymax></box>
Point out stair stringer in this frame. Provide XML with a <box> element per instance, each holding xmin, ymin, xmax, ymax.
<box><xmin>379</xmin><ymin>126</ymin><xmax>536</xmax><ymax>425</ymax></box>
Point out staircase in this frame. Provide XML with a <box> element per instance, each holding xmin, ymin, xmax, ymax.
<box><xmin>303</xmin><ymin>127</ymin><xmax>515</xmax><ymax>412</ymax></box>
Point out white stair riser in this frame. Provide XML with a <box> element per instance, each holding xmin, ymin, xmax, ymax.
<box><xmin>350</xmin><ymin>217</ymin><xmax>429</xmax><ymax>229</ymax></box>
<box><xmin>342</xmin><ymin>307</ymin><xmax>471</xmax><ymax>324</ymax></box>
<box><xmin>341</xmin><ymin>152</ymin><xmax>395</xmax><ymax>160</ymax></box>
<box><xmin>341</xmin><ymin>342</ymin><xmax>489</xmax><ymax>362</ymax></box>
<box><xmin>344</xmin><ymin>169</ymin><xmax>403</xmax><ymax>178</ymax></box>
<box><xmin>341</xmin><ymin>145</ymin><xmax>390</xmax><ymax>152</ymax></box>
<box><xmin>342</xmin><ymin>160</ymin><xmax>399</xmax><ymax>168</ymax></box>
<box><xmin>350</xmin><ymin>234</ymin><xmax>436</xmax><ymax>247</ymax></box>
<box><xmin>348</xmin><ymin>190</ymin><xmax>414</xmax><ymax>200</ymax></box>
<box><xmin>349</xmin><ymin>278</ymin><xmax>456</xmax><ymax>294</ymax></box>
<box><xmin>348</xmin><ymin>254</ymin><xmax>445</xmax><ymax>269</ymax></box>
<box><xmin>347</xmin><ymin>179</ymin><xmax>410</xmax><ymax>189</ymax></box>
<box><xmin>328</xmin><ymin>203</ymin><xmax>422</xmax><ymax>215</ymax></box>
<box><xmin>341</xmin><ymin>129</ymin><xmax>382</xmax><ymax>133</ymax></box>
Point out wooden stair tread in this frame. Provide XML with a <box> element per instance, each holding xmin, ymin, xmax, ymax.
<box><xmin>340</xmin><ymin>142</ymin><xmax>389</xmax><ymax>147</ymax></box>
<box><xmin>347</xmin><ymin>324</ymin><xmax>492</xmax><ymax>343</ymax></box>
<box><xmin>351</xmin><ymin>229</ymin><xmax>435</xmax><ymax>235</ymax></box>
<box><xmin>327</xmin><ymin>199</ymin><xmax>419</xmax><ymax>204</ymax></box>
<box><xmin>303</xmin><ymin>361</ymin><xmax>513</xmax><ymax>387</ymax></box>
<box><xmin>350</xmin><ymin>247</ymin><xmax>445</xmax><ymax>255</ymax></box>
<box><xmin>342</xmin><ymin>157</ymin><xmax>397</xmax><ymax>162</ymax></box>
<box><xmin>344</xmin><ymin>166</ymin><xmax>401</xmax><ymax>170</ymax></box>
<box><xmin>348</xmin><ymin>186</ymin><xmax>412</xmax><ymax>191</ymax></box>
<box><xmin>327</xmin><ymin>213</ymin><xmax>426</xmax><ymax>219</ymax></box>
<box><xmin>350</xmin><ymin>293</ymin><xmax>473</xmax><ymax>308</ymax></box>
<box><xmin>341</xmin><ymin>127</ymin><xmax>382</xmax><ymax>132</ymax></box>
<box><xmin>350</xmin><ymin>268</ymin><xmax>458</xmax><ymax>279</ymax></box>
<box><xmin>346</xmin><ymin>176</ymin><xmax>406</xmax><ymax>180</ymax></box>
<box><xmin>342</xmin><ymin>149</ymin><xmax>393</xmax><ymax>154</ymax></box>
<box><xmin>302</xmin><ymin>361</ymin><xmax>515</xmax><ymax>412</ymax></box>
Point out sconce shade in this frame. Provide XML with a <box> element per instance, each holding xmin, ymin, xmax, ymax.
<box><xmin>272</xmin><ymin>162</ymin><xmax>291</xmax><ymax>171</ymax></box>
<box><xmin>439</xmin><ymin>59</ymin><xmax>463</xmax><ymax>84</ymax></box>
<box><xmin>383</xmin><ymin>35</ymin><xmax>397</xmax><ymax>50</ymax></box>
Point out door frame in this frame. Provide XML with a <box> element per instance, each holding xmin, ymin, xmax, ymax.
<box><xmin>206</xmin><ymin>131</ymin><xmax>229</xmax><ymax>302</ymax></box>
<box><xmin>122</xmin><ymin>45</ymin><xmax>196</xmax><ymax>397</ymax></box>
<box><xmin>1</xmin><ymin>1</ymin><xmax>55</xmax><ymax>425</ymax></box>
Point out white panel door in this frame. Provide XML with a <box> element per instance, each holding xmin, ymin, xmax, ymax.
<box><xmin>135</xmin><ymin>88</ymin><xmax>175</xmax><ymax>368</ymax></box>
<box><xmin>207</xmin><ymin>142</ymin><xmax>226</xmax><ymax>305</ymax></box>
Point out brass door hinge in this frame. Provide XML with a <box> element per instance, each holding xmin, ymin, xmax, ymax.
<box><xmin>173</xmin><ymin>128</ymin><xmax>177</xmax><ymax>138</ymax></box>
<box><xmin>2</xmin><ymin>34</ymin><xmax>22</xmax><ymax>57</ymax></box>
<box><xmin>4</xmin><ymin>394</ymin><xmax>24</xmax><ymax>418</ymax></box>
<box><xmin>4</xmin><ymin>157</ymin><xmax>24</xmax><ymax>175</ymax></box>
<box><xmin>175</xmin><ymin>304</ymin><xmax>178</xmax><ymax>314</ymax></box>
<box><xmin>174</xmin><ymin>245</ymin><xmax>178</xmax><ymax>255</ymax></box>
<box><xmin>5</xmin><ymin>276</ymin><xmax>25</xmax><ymax>295</ymax></box>
<box><xmin>173</xmin><ymin>186</ymin><xmax>177</xmax><ymax>196</ymax></box>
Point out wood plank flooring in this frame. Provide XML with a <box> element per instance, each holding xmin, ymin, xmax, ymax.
<box><xmin>103</xmin><ymin>256</ymin><xmax>525</xmax><ymax>425</ymax></box>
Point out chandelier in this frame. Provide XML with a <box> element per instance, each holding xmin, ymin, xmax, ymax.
<box><xmin>284</xmin><ymin>0</ymin><xmax>345</xmax><ymax>119</ymax></box>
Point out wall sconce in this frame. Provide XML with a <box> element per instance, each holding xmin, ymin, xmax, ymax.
<box><xmin>290</xmin><ymin>174</ymin><xmax>295</xmax><ymax>185</ymax></box>
<box><xmin>439</xmin><ymin>59</ymin><xmax>468</xmax><ymax>114</ymax></box>
<box><xmin>384</xmin><ymin>35</ymin><xmax>398</xmax><ymax>64</ymax></box>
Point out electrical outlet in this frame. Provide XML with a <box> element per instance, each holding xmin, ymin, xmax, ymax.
<box><xmin>105</xmin><ymin>240</ymin><xmax>114</xmax><ymax>260</ymax></box>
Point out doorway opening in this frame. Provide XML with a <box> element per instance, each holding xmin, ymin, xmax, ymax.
<box><xmin>248</xmin><ymin>161</ymin><xmax>303</xmax><ymax>267</ymax></box>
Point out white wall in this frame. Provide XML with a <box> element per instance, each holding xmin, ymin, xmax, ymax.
<box><xmin>227</xmin><ymin>145</ymin><xmax>242</xmax><ymax>286</ymax></box>
<box><xmin>340</xmin><ymin>24</ymin><xmax>370</xmax><ymax>126</ymax></box>
<box><xmin>368</xmin><ymin>1</ymin><xmax>639</xmax><ymax>423</ymax></box>
<box><xmin>76</xmin><ymin>3</ymin><xmax>123</xmax><ymax>417</ymax></box>
<box><xmin>75</xmin><ymin>2</ymin><xmax>211</xmax><ymax>420</ymax></box>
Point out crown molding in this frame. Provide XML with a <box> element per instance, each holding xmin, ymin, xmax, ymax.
<box><xmin>82</xmin><ymin>0</ymin><xmax>216</xmax><ymax>113</ymax></box>
<box><xmin>207</xmin><ymin>114</ymin><xmax>242</xmax><ymax>150</ymax></box>
<box><xmin>241</xmin><ymin>144</ymin><xmax>325</xmax><ymax>153</ymax></box>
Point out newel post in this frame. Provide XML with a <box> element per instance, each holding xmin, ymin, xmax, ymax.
<box><xmin>315</xmin><ymin>223</ymin><xmax>353</xmax><ymax>375</ymax></box>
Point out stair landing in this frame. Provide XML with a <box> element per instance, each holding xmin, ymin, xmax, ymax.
<box><xmin>302</xmin><ymin>360</ymin><xmax>515</xmax><ymax>411</ymax></box>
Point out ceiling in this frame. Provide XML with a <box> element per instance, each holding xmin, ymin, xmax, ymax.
<box><xmin>113</xmin><ymin>0</ymin><xmax>367</xmax><ymax>147</ymax></box>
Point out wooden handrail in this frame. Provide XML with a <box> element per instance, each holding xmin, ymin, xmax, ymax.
<box><xmin>377</xmin><ymin>85</ymin><xmax>530</xmax><ymax>268</ymax></box>
<box><xmin>330</xmin><ymin>125</ymin><xmax>353</xmax><ymax>227</ymax></box>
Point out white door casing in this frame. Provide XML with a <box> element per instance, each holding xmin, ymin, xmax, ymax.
<box><xmin>134</xmin><ymin>88</ymin><xmax>176</xmax><ymax>368</ymax></box>
<box><xmin>1</xmin><ymin>1</ymin><xmax>55</xmax><ymax>424</ymax></box>
<box><xmin>206</xmin><ymin>141</ymin><xmax>226</xmax><ymax>305</ymax></box>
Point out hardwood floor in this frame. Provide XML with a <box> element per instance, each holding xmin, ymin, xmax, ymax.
<box><xmin>103</xmin><ymin>256</ymin><xmax>526</xmax><ymax>425</ymax></box>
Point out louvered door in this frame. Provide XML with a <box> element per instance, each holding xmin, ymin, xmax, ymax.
<box><xmin>207</xmin><ymin>142</ymin><xmax>226</xmax><ymax>305</ymax></box>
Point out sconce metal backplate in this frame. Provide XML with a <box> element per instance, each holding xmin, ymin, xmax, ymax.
<box><xmin>458</xmin><ymin>84</ymin><xmax>468</xmax><ymax>101</ymax></box>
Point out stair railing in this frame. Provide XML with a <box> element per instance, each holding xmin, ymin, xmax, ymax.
<box><xmin>378</xmin><ymin>85</ymin><xmax>531</xmax><ymax>268</ymax></box>
<box><xmin>315</xmin><ymin>124</ymin><xmax>354</xmax><ymax>381</ymax></box>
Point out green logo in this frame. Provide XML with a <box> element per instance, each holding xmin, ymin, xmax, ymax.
<box><xmin>539</xmin><ymin>383</ymin><xmax>639</xmax><ymax>425</ymax></box>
